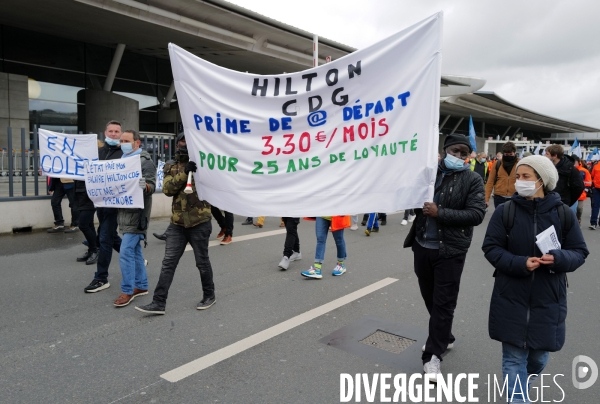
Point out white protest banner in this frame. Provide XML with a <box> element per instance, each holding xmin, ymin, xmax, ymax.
<box><xmin>39</xmin><ymin>129</ymin><xmax>99</xmax><ymax>180</ymax></box>
<box><xmin>156</xmin><ymin>160</ymin><xmax>165</xmax><ymax>192</ymax></box>
<box><xmin>170</xmin><ymin>13</ymin><xmax>442</xmax><ymax>217</ymax></box>
<box><xmin>84</xmin><ymin>155</ymin><xmax>144</xmax><ymax>209</ymax></box>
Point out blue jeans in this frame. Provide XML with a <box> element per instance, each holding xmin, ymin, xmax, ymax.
<box><xmin>366</xmin><ymin>213</ymin><xmax>379</xmax><ymax>230</ymax></box>
<box><xmin>569</xmin><ymin>201</ymin><xmax>577</xmax><ymax>215</ymax></box>
<box><xmin>314</xmin><ymin>217</ymin><xmax>347</xmax><ymax>263</ymax></box>
<box><xmin>119</xmin><ymin>233</ymin><xmax>148</xmax><ymax>294</ymax></box>
<box><xmin>94</xmin><ymin>208</ymin><xmax>121</xmax><ymax>282</ymax></box>
<box><xmin>502</xmin><ymin>342</ymin><xmax>549</xmax><ymax>403</ymax></box>
<box><xmin>591</xmin><ymin>188</ymin><xmax>600</xmax><ymax>225</ymax></box>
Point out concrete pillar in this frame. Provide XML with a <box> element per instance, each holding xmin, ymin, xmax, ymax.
<box><xmin>0</xmin><ymin>73</ymin><xmax>30</xmax><ymax>147</ymax></box>
<box><xmin>78</xmin><ymin>89</ymin><xmax>139</xmax><ymax>135</ymax></box>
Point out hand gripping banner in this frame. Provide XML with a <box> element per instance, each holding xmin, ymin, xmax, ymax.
<box><xmin>169</xmin><ymin>13</ymin><xmax>442</xmax><ymax>217</ymax></box>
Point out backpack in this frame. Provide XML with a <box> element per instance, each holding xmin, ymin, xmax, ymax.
<box><xmin>501</xmin><ymin>200</ymin><xmax>572</xmax><ymax>245</ymax></box>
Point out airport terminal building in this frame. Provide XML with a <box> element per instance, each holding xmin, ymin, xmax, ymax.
<box><xmin>1</xmin><ymin>0</ymin><xmax>598</xmax><ymax>156</ymax></box>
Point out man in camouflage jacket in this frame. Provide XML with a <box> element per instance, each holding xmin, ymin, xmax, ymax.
<box><xmin>136</xmin><ymin>132</ymin><xmax>215</xmax><ymax>314</ymax></box>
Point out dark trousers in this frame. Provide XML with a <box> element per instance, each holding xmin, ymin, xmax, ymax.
<box><xmin>79</xmin><ymin>209</ymin><xmax>98</xmax><ymax>251</ymax></box>
<box><xmin>282</xmin><ymin>217</ymin><xmax>300</xmax><ymax>257</ymax></box>
<box><xmin>152</xmin><ymin>222</ymin><xmax>214</xmax><ymax>305</ymax></box>
<box><xmin>493</xmin><ymin>194</ymin><xmax>509</xmax><ymax>209</ymax></box>
<box><xmin>403</xmin><ymin>209</ymin><xmax>415</xmax><ymax>220</ymax></box>
<box><xmin>94</xmin><ymin>208</ymin><xmax>121</xmax><ymax>282</ymax></box>
<box><xmin>412</xmin><ymin>242</ymin><xmax>465</xmax><ymax>363</ymax></box>
<box><xmin>51</xmin><ymin>182</ymin><xmax>79</xmax><ymax>226</ymax></box>
<box><xmin>211</xmin><ymin>207</ymin><xmax>234</xmax><ymax>236</ymax></box>
<box><xmin>362</xmin><ymin>213</ymin><xmax>387</xmax><ymax>222</ymax></box>
<box><xmin>591</xmin><ymin>188</ymin><xmax>600</xmax><ymax>225</ymax></box>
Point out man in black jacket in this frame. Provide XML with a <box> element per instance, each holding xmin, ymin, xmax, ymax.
<box><xmin>544</xmin><ymin>145</ymin><xmax>584</xmax><ymax>214</ymax></box>
<box><xmin>404</xmin><ymin>134</ymin><xmax>486</xmax><ymax>381</ymax></box>
<box><xmin>84</xmin><ymin>120</ymin><xmax>124</xmax><ymax>293</ymax></box>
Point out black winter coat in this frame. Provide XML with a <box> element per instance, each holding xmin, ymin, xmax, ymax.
<box><xmin>482</xmin><ymin>193</ymin><xmax>588</xmax><ymax>351</ymax></box>
<box><xmin>554</xmin><ymin>156</ymin><xmax>584</xmax><ymax>206</ymax></box>
<box><xmin>404</xmin><ymin>165</ymin><xmax>486</xmax><ymax>258</ymax></box>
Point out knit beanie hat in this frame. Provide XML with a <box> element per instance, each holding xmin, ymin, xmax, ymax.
<box><xmin>516</xmin><ymin>155</ymin><xmax>558</xmax><ymax>191</ymax></box>
<box><xmin>443</xmin><ymin>134</ymin><xmax>472</xmax><ymax>153</ymax></box>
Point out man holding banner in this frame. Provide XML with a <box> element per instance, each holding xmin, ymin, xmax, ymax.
<box><xmin>136</xmin><ymin>132</ymin><xmax>215</xmax><ymax>315</ymax></box>
<box><xmin>85</xmin><ymin>120</ymin><xmax>124</xmax><ymax>293</ymax></box>
<box><xmin>113</xmin><ymin>130</ymin><xmax>156</xmax><ymax>307</ymax></box>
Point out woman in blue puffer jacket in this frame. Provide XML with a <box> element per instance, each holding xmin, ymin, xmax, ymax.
<box><xmin>482</xmin><ymin>155</ymin><xmax>588</xmax><ymax>403</ymax></box>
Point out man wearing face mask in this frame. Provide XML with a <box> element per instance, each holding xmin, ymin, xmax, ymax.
<box><xmin>84</xmin><ymin>120</ymin><xmax>124</xmax><ymax>293</ymax></box>
<box><xmin>470</xmin><ymin>152</ymin><xmax>489</xmax><ymax>184</ymax></box>
<box><xmin>485</xmin><ymin>142</ymin><xmax>519</xmax><ymax>209</ymax></box>
<box><xmin>404</xmin><ymin>134</ymin><xmax>486</xmax><ymax>382</ymax></box>
<box><xmin>544</xmin><ymin>144</ymin><xmax>584</xmax><ymax>215</ymax></box>
<box><xmin>113</xmin><ymin>130</ymin><xmax>156</xmax><ymax>307</ymax></box>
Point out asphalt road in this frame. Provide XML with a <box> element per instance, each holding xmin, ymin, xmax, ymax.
<box><xmin>0</xmin><ymin>208</ymin><xmax>598</xmax><ymax>403</ymax></box>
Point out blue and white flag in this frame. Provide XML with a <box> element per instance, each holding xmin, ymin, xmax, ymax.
<box><xmin>533</xmin><ymin>141</ymin><xmax>542</xmax><ymax>155</ymax></box>
<box><xmin>570</xmin><ymin>138</ymin><xmax>582</xmax><ymax>158</ymax></box>
<box><xmin>588</xmin><ymin>147</ymin><xmax>599</xmax><ymax>162</ymax></box>
<box><xmin>468</xmin><ymin>115</ymin><xmax>477</xmax><ymax>152</ymax></box>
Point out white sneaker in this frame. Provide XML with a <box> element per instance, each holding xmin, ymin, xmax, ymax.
<box><xmin>144</xmin><ymin>259</ymin><xmax>148</xmax><ymax>267</ymax></box>
<box><xmin>422</xmin><ymin>342</ymin><xmax>454</xmax><ymax>352</ymax></box>
<box><xmin>408</xmin><ymin>214</ymin><xmax>416</xmax><ymax>222</ymax></box>
<box><xmin>350</xmin><ymin>224</ymin><xmax>358</xmax><ymax>230</ymax></box>
<box><xmin>423</xmin><ymin>355</ymin><xmax>441</xmax><ymax>383</ymax></box>
<box><xmin>401</xmin><ymin>219</ymin><xmax>408</xmax><ymax>226</ymax></box>
<box><xmin>278</xmin><ymin>256</ymin><xmax>290</xmax><ymax>270</ymax></box>
<box><xmin>289</xmin><ymin>251</ymin><xmax>302</xmax><ymax>261</ymax></box>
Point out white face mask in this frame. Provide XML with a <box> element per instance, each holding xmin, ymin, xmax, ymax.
<box><xmin>515</xmin><ymin>179</ymin><xmax>543</xmax><ymax>197</ymax></box>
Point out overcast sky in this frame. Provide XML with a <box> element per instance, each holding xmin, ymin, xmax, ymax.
<box><xmin>228</xmin><ymin>0</ymin><xmax>600</xmax><ymax>129</ymax></box>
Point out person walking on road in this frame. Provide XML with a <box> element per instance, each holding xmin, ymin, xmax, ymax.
<box><xmin>212</xmin><ymin>207</ymin><xmax>234</xmax><ymax>245</ymax></box>
<box><xmin>136</xmin><ymin>132</ymin><xmax>215</xmax><ymax>315</ymax></box>
<box><xmin>401</xmin><ymin>209</ymin><xmax>416</xmax><ymax>226</ymax></box>
<box><xmin>485</xmin><ymin>142</ymin><xmax>519</xmax><ymax>209</ymax></box>
<box><xmin>47</xmin><ymin>177</ymin><xmax>80</xmax><ymax>233</ymax></box>
<box><xmin>277</xmin><ymin>217</ymin><xmax>302</xmax><ymax>270</ymax></box>
<box><xmin>404</xmin><ymin>134</ymin><xmax>486</xmax><ymax>382</ymax></box>
<box><xmin>302</xmin><ymin>216</ymin><xmax>350</xmax><ymax>279</ymax></box>
<box><xmin>544</xmin><ymin>145</ymin><xmax>584</xmax><ymax>215</ymax></box>
<box><xmin>113</xmin><ymin>130</ymin><xmax>156</xmax><ymax>307</ymax></box>
<box><xmin>84</xmin><ymin>120</ymin><xmax>123</xmax><ymax>293</ymax></box>
<box><xmin>482</xmin><ymin>155</ymin><xmax>588</xmax><ymax>403</ymax></box>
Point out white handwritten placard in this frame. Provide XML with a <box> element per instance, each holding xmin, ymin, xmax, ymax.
<box><xmin>84</xmin><ymin>156</ymin><xmax>144</xmax><ymax>209</ymax></box>
<box><xmin>39</xmin><ymin>129</ymin><xmax>99</xmax><ymax>180</ymax></box>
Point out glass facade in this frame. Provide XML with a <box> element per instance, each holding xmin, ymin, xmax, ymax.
<box><xmin>0</xmin><ymin>25</ymin><xmax>177</xmax><ymax>136</ymax></box>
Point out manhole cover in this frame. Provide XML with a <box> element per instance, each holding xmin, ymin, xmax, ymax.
<box><xmin>359</xmin><ymin>330</ymin><xmax>416</xmax><ymax>354</ymax></box>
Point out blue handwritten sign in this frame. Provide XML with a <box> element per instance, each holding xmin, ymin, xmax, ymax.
<box><xmin>39</xmin><ymin>129</ymin><xmax>99</xmax><ymax>179</ymax></box>
<box><xmin>84</xmin><ymin>155</ymin><xmax>144</xmax><ymax>209</ymax></box>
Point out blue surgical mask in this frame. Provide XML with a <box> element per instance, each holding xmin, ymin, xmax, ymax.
<box><xmin>444</xmin><ymin>153</ymin><xmax>466</xmax><ymax>170</ymax></box>
<box><xmin>105</xmin><ymin>137</ymin><xmax>120</xmax><ymax>146</ymax></box>
<box><xmin>120</xmin><ymin>143</ymin><xmax>133</xmax><ymax>154</ymax></box>
<box><xmin>480</xmin><ymin>158</ymin><xmax>487</xmax><ymax>164</ymax></box>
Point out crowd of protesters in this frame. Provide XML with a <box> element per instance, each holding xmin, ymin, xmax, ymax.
<box><xmin>45</xmin><ymin>125</ymin><xmax>593</xmax><ymax>402</ymax></box>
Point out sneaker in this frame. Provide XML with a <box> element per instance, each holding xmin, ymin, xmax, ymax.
<box><xmin>332</xmin><ymin>262</ymin><xmax>346</xmax><ymax>276</ymax></box>
<box><xmin>361</xmin><ymin>220</ymin><xmax>367</xmax><ymax>226</ymax></box>
<box><xmin>144</xmin><ymin>259</ymin><xmax>148</xmax><ymax>267</ymax></box>
<box><xmin>371</xmin><ymin>227</ymin><xmax>379</xmax><ymax>233</ymax></box>
<box><xmin>589</xmin><ymin>225</ymin><xmax>597</xmax><ymax>230</ymax></box>
<box><xmin>135</xmin><ymin>301</ymin><xmax>165</xmax><ymax>315</ymax></box>
<box><xmin>85</xmin><ymin>250</ymin><xmax>99</xmax><ymax>265</ymax></box>
<box><xmin>350</xmin><ymin>223</ymin><xmax>358</xmax><ymax>230</ymax></box>
<box><xmin>289</xmin><ymin>251</ymin><xmax>302</xmax><ymax>261</ymax></box>
<box><xmin>422</xmin><ymin>342</ymin><xmax>454</xmax><ymax>352</ymax></box>
<box><xmin>76</xmin><ymin>250</ymin><xmax>92</xmax><ymax>262</ymax></box>
<box><xmin>253</xmin><ymin>223</ymin><xmax>263</xmax><ymax>228</ymax></box>
<box><xmin>220</xmin><ymin>235</ymin><xmax>232</xmax><ymax>245</ymax></box>
<box><xmin>64</xmin><ymin>226</ymin><xmax>79</xmax><ymax>233</ymax></box>
<box><xmin>278</xmin><ymin>256</ymin><xmax>290</xmax><ymax>270</ymax></box>
<box><xmin>196</xmin><ymin>296</ymin><xmax>216</xmax><ymax>310</ymax></box>
<box><xmin>301</xmin><ymin>266</ymin><xmax>322</xmax><ymax>279</ymax></box>
<box><xmin>408</xmin><ymin>214</ymin><xmax>417</xmax><ymax>222</ymax></box>
<box><xmin>47</xmin><ymin>225</ymin><xmax>65</xmax><ymax>233</ymax></box>
<box><xmin>153</xmin><ymin>232</ymin><xmax>167</xmax><ymax>241</ymax></box>
<box><xmin>84</xmin><ymin>280</ymin><xmax>110</xmax><ymax>293</ymax></box>
<box><xmin>280</xmin><ymin>222</ymin><xmax>286</xmax><ymax>227</ymax></box>
<box><xmin>216</xmin><ymin>228</ymin><xmax>226</xmax><ymax>239</ymax></box>
<box><xmin>423</xmin><ymin>355</ymin><xmax>441</xmax><ymax>383</ymax></box>
<box><xmin>114</xmin><ymin>293</ymin><xmax>134</xmax><ymax>307</ymax></box>
<box><xmin>242</xmin><ymin>217</ymin><xmax>253</xmax><ymax>225</ymax></box>
<box><xmin>365</xmin><ymin>229</ymin><xmax>370</xmax><ymax>236</ymax></box>
<box><xmin>401</xmin><ymin>219</ymin><xmax>408</xmax><ymax>226</ymax></box>
<box><xmin>132</xmin><ymin>288</ymin><xmax>148</xmax><ymax>300</ymax></box>
<box><xmin>381</xmin><ymin>220</ymin><xmax>387</xmax><ymax>226</ymax></box>
<box><xmin>82</xmin><ymin>240</ymin><xmax>89</xmax><ymax>247</ymax></box>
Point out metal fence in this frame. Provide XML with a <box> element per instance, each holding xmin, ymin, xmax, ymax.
<box><xmin>0</xmin><ymin>127</ymin><xmax>176</xmax><ymax>200</ymax></box>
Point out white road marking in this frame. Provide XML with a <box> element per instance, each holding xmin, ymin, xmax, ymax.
<box><xmin>184</xmin><ymin>229</ymin><xmax>287</xmax><ymax>251</ymax></box>
<box><xmin>160</xmin><ymin>277</ymin><xmax>399</xmax><ymax>382</ymax></box>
